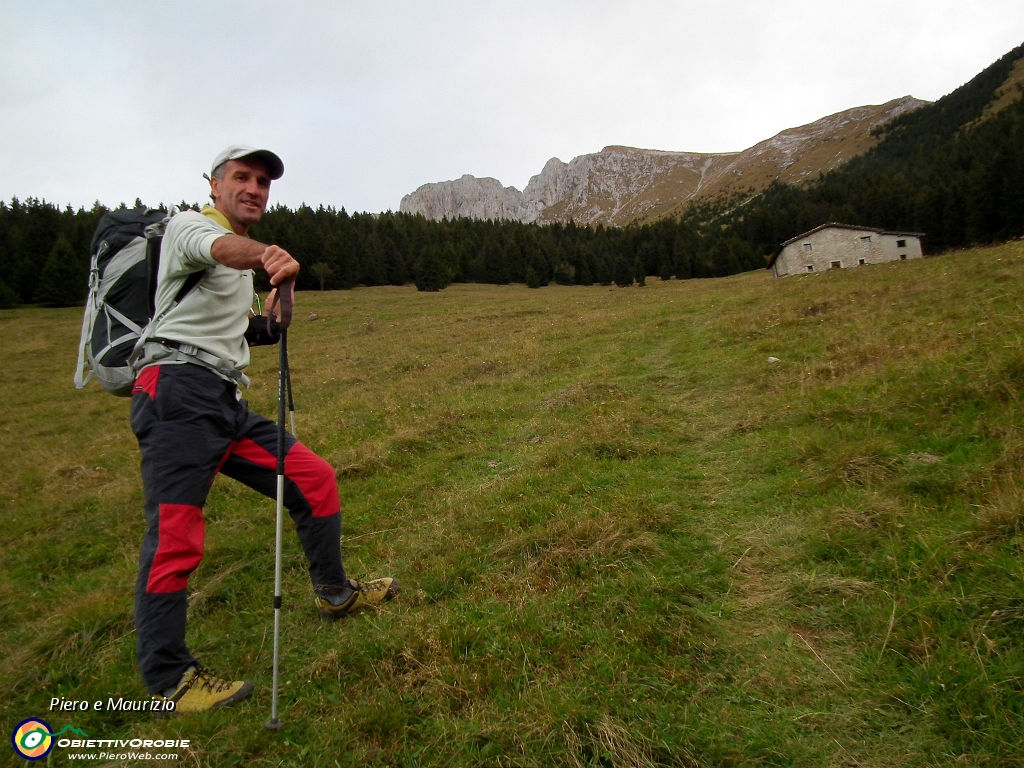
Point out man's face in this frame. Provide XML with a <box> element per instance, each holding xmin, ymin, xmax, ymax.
<box><xmin>210</xmin><ymin>158</ymin><xmax>271</xmax><ymax>234</ymax></box>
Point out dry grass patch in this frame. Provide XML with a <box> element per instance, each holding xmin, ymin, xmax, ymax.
<box><xmin>971</xmin><ymin>473</ymin><xmax>1024</xmax><ymax>544</ymax></box>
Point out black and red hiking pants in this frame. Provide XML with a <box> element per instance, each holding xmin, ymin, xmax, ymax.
<box><xmin>130</xmin><ymin>363</ymin><xmax>347</xmax><ymax>694</ymax></box>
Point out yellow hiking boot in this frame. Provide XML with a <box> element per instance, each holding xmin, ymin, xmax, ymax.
<box><xmin>155</xmin><ymin>666</ymin><xmax>254</xmax><ymax>715</ymax></box>
<box><xmin>315</xmin><ymin>577</ymin><xmax>401</xmax><ymax>620</ymax></box>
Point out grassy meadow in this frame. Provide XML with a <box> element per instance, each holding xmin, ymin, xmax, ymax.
<box><xmin>2</xmin><ymin>241</ymin><xmax>1023</xmax><ymax>767</ymax></box>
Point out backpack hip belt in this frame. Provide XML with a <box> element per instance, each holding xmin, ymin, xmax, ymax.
<box><xmin>137</xmin><ymin>339</ymin><xmax>251</xmax><ymax>388</ymax></box>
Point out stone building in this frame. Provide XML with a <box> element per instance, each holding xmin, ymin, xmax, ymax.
<box><xmin>768</xmin><ymin>223</ymin><xmax>924</xmax><ymax>278</ymax></box>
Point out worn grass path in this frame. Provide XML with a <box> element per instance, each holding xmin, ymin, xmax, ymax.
<box><xmin>2</xmin><ymin>242</ymin><xmax>1022</xmax><ymax>767</ymax></box>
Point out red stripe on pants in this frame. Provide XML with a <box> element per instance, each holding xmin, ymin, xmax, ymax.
<box><xmin>133</xmin><ymin>366</ymin><xmax>160</xmax><ymax>400</ymax></box>
<box><xmin>212</xmin><ymin>441</ymin><xmax>236</xmax><ymax>486</ymax></box>
<box><xmin>147</xmin><ymin>504</ymin><xmax>205</xmax><ymax>593</ymax></box>
<box><xmin>231</xmin><ymin>438</ymin><xmax>339</xmax><ymax>518</ymax></box>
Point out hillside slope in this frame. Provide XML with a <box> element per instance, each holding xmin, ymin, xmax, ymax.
<box><xmin>4</xmin><ymin>241</ymin><xmax>1023</xmax><ymax>765</ymax></box>
<box><xmin>400</xmin><ymin>97</ymin><xmax>926</xmax><ymax>226</ymax></box>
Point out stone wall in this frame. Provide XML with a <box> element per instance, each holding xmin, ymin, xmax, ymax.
<box><xmin>773</xmin><ymin>226</ymin><xmax>923</xmax><ymax>278</ymax></box>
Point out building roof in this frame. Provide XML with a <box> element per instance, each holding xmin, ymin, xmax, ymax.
<box><xmin>767</xmin><ymin>222</ymin><xmax>926</xmax><ymax>268</ymax></box>
<box><xmin>780</xmin><ymin>222</ymin><xmax>926</xmax><ymax>248</ymax></box>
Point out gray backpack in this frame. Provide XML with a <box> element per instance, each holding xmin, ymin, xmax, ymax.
<box><xmin>74</xmin><ymin>207</ymin><xmax>202</xmax><ymax>396</ymax></box>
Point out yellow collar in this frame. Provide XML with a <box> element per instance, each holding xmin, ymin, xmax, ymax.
<box><xmin>201</xmin><ymin>205</ymin><xmax>235</xmax><ymax>233</ymax></box>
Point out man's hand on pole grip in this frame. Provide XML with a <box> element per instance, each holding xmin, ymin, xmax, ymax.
<box><xmin>262</xmin><ymin>245</ymin><xmax>299</xmax><ymax>286</ymax></box>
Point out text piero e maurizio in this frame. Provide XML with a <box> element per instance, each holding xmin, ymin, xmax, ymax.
<box><xmin>49</xmin><ymin>696</ymin><xmax>177</xmax><ymax>712</ymax></box>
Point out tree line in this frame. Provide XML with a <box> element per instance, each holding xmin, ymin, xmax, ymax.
<box><xmin>0</xmin><ymin>196</ymin><xmax>765</xmax><ymax>307</ymax></box>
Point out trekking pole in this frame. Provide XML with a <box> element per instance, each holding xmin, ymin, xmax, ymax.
<box><xmin>265</xmin><ymin>278</ymin><xmax>294</xmax><ymax>732</ymax></box>
<box><xmin>286</xmin><ymin>357</ymin><xmax>296</xmax><ymax>438</ymax></box>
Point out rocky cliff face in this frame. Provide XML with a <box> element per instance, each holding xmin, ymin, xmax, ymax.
<box><xmin>398</xmin><ymin>174</ymin><xmax>544</xmax><ymax>222</ymax></box>
<box><xmin>399</xmin><ymin>96</ymin><xmax>928</xmax><ymax>226</ymax></box>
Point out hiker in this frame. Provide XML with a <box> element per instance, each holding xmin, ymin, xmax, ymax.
<box><xmin>130</xmin><ymin>145</ymin><xmax>399</xmax><ymax>713</ymax></box>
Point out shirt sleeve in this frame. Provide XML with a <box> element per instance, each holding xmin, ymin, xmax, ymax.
<box><xmin>163</xmin><ymin>211</ymin><xmax>227</xmax><ymax>276</ymax></box>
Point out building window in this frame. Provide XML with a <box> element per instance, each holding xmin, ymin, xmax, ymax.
<box><xmin>860</xmin><ymin>236</ymin><xmax>871</xmax><ymax>243</ymax></box>
<box><xmin>803</xmin><ymin>243</ymin><xmax>812</xmax><ymax>252</ymax></box>
<box><xmin>859</xmin><ymin>258</ymin><xmax>866</xmax><ymax>265</ymax></box>
<box><xmin>900</xmin><ymin>254</ymin><xmax>907</xmax><ymax>260</ymax></box>
<box><xmin>896</xmin><ymin>239</ymin><xmax>906</xmax><ymax>248</ymax></box>
<box><xmin>806</xmin><ymin>265</ymin><xmax>814</xmax><ymax>272</ymax></box>
<box><xmin>831</xmin><ymin>261</ymin><xmax>841</xmax><ymax>269</ymax></box>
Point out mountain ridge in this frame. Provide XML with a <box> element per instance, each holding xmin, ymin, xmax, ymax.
<box><xmin>400</xmin><ymin>96</ymin><xmax>928</xmax><ymax>226</ymax></box>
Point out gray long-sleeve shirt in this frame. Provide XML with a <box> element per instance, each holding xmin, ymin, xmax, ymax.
<box><xmin>149</xmin><ymin>208</ymin><xmax>255</xmax><ymax>371</ymax></box>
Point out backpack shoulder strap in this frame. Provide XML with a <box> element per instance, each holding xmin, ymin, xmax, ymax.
<box><xmin>175</xmin><ymin>269</ymin><xmax>205</xmax><ymax>304</ymax></box>
<box><xmin>130</xmin><ymin>266</ymin><xmax>208</xmax><ymax>369</ymax></box>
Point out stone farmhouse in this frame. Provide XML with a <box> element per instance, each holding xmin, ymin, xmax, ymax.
<box><xmin>768</xmin><ymin>223</ymin><xmax>924</xmax><ymax>278</ymax></box>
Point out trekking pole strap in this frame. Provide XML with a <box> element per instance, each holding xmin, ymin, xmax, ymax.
<box><xmin>266</xmin><ymin>277</ymin><xmax>295</xmax><ymax>333</ymax></box>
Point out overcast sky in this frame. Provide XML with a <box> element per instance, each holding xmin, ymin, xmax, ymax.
<box><xmin>2</xmin><ymin>1</ymin><xmax>1022</xmax><ymax>214</ymax></box>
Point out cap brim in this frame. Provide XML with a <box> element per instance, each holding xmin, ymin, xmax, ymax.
<box><xmin>242</xmin><ymin>150</ymin><xmax>284</xmax><ymax>180</ymax></box>
<box><xmin>214</xmin><ymin>146</ymin><xmax>285</xmax><ymax>180</ymax></box>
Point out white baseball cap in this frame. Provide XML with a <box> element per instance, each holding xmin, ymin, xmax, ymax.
<box><xmin>211</xmin><ymin>144</ymin><xmax>284</xmax><ymax>180</ymax></box>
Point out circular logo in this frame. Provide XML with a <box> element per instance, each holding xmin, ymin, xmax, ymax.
<box><xmin>11</xmin><ymin>718</ymin><xmax>54</xmax><ymax>761</ymax></box>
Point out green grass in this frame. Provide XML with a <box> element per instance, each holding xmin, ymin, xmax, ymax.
<box><xmin>2</xmin><ymin>243</ymin><xmax>1023</xmax><ymax>767</ymax></box>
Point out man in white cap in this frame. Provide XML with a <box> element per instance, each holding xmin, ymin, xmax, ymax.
<box><xmin>130</xmin><ymin>145</ymin><xmax>399</xmax><ymax>713</ymax></box>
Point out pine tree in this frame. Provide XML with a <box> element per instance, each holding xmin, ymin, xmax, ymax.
<box><xmin>637</xmin><ymin>240</ymin><xmax>660</xmax><ymax>279</ymax></box>
<box><xmin>633</xmin><ymin>257</ymin><xmax>646</xmax><ymax>287</ymax></box>
<box><xmin>525</xmin><ymin>265</ymin><xmax>541</xmax><ymax>288</ymax></box>
<box><xmin>335</xmin><ymin>214</ymin><xmax>361</xmax><ymax>289</ymax></box>
<box><xmin>415</xmin><ymin>245</ymin><xmax>449</xmax><ymax>292</ymax></box>
<box><xmin>482</xmin><ymin>236</ymin><xmax>510</xmax><ymax>285</ymax></box>
<box><xmin>613</xmin><ymin>253</ymin><xmax>634</xmax><ymax>287</ymax></box>
<box><xmin>383</xmin><ymin>237</ymin><xmax>408</xmax><ymax>285</ymax></box>
<box><xmin>35</xmin><ymin>235</ymin><xmax>84</xmax><ymax>306</ymax></box>
<box><xmin>0</xmin><ymin>278</ymin><xmax>18</xmax><ymax>309</ymax></box>
<box><xmin>673</xmin><ymin>228</ymin><xmax>695</xmax><ymax>279</ymax></box>
<box><xmin>592</xmin><ymin>244</ymin><xmax>613</xmax><ymax>286</ymax></box>
<box><xmin>576</xmin><ymin>246</ymin><xmax>594</xmax><ymax>286</ymax></box>
<box><xmin>552</xmin><ymin>243</ymin><xmax>575</xmax><ymax>284</ymax></box>
<box><xmin>310</xmin><ymin>262</ymin><xmax>334</xmax><ymax>291</ymax></box>
<box><xmin>658</xmin><ymin>254</ymin><xmax>673</xmax><ymax>280</ymax></box>
<box><xmin>362</xmin><ymin>233</ymin><xmax>387</xmax><ymax>286</ymax></box>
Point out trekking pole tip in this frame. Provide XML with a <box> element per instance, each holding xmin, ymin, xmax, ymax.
<box><xmin>264</xmin><ymin>717</ymin><xmax>283</xmax><ymax>731</ymax></box>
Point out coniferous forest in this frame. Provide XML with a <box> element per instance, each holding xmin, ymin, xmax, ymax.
<box><xmin>1</xmin><ymin>43</ymin><xmax>1021</xmax><ymax>308</ymax></box>
<box><xmin>0</xmin><ymin>198</ymin><xmax>762</xmax><ymax>307</ymax></box>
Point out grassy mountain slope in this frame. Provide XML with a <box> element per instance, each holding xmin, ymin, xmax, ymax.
<box><xmin>971</xmin><ymin>56</ymin><xmax>1024</xmax><ymax>127</ymax></box>
<box><xmin>2</xmin><ymin>242</ymin><xmax>1023</xmax><ymax>766</ymax></box>
<box><xmin>539</xmin><ymin>98</ymin><xmax>925</xmax><ymax>227</ymax></box>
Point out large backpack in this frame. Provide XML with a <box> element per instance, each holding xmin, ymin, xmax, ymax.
<box><xmin>75</xmin><ymin>206</ymin><xmax>280</xmax><ymax>395</ymax></box>
<box><xmin>74</xmin><ymin>207</ymin><xmax>172</xmax><ymax>396</ymax></box>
